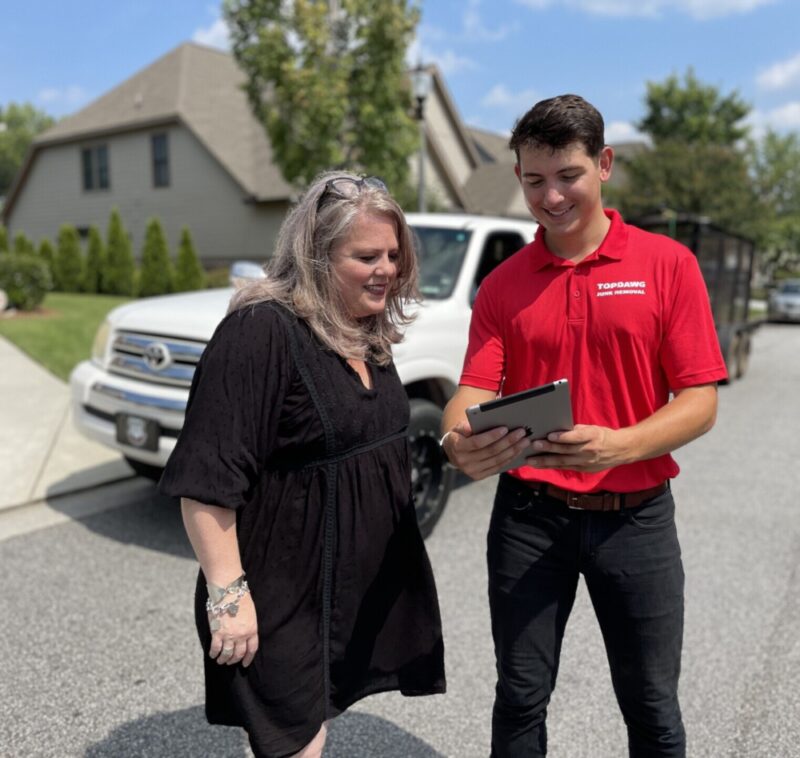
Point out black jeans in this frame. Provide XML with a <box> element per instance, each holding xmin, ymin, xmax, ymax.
<box><xmin>488</xmin><ymin>474</ymin><xmax>686</xmax><ymax>757</ymax></box>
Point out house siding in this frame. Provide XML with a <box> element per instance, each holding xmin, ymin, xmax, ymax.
<box><xmin>6</xmin><ymin>125</ymin><xmax>287</xmax><ymax>264</ymax></box>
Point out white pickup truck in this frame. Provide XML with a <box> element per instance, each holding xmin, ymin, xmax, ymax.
<box><xmin>70</xmin><ymin>213</ymin><xmax>537</xmax><ymax>535</ymax></box>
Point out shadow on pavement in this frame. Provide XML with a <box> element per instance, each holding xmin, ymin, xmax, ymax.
<box><xmin>327</xmin><ymin>711</ymin><xmax>444</xmax><ymax>756</ymax></box>
<box><xmin>84</xmin><ymin>706</ymin><xmax>248</xmax><ymax>757</ymax></box>
<box><xmin>82</xmin><ymin>706</ymin><xmax>443</xmax><ymax>758</ymax></box>
<box><xmin>68</xmin><ymin>484</ymin><xmax>195</xmax><ymax>560</ymax></box>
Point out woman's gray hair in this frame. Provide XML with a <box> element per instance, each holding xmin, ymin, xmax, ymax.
<box><xmin>229</xmin><ymin>169</ymin><xmax>419</xmax><ymax>365</ymax></box>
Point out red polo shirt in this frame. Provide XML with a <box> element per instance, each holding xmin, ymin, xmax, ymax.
<box><xmin>460</xmin><ymin>209</ymin><xmax>727</xmax><ymax>492</ymax></box>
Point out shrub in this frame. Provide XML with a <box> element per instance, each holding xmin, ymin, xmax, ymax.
<box><xmin>83</xmin><ymin>225</ymin><xmax>105</xmax><ymax>294</ymax></box>
<box><xmin>38</xmin><ymin>238</ymin><xmax>55</xmax><ymax>277</ymax></box>
<box><xmin>173</xmin><ymin>227</ymin><xmax>206</xmax><ymax>291</ymax></box>
<box><xmin>13</xmin><ymin>231</ymin><xmax>35</xmax><ymax>257</ymax></box>
<box><xmin>55</xmin><ymin>224</ymin><xmax>84</xmax><ymax>292</ymax></box>
<box><xmin>0</xmin><ymin>225</ymin><xmax>7</xmax><ymax>253</ymax></box>
<box><xmin>138</xmin><ymin>218</ymin><xmax>173</xmax><ymax>297</ymax></box>
<box><xmin>103</xmin><ymin>208</ymin><xmax>135</xmax><ymax>296</ymax></box>
<box><xmin>0</xmin><ymin>253</ymin><xmax>53</xmax><ymax>311</ymax></box>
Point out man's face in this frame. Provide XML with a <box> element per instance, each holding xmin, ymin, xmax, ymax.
<box><xmin>514</xmin><ymin>141</ymin><xmax>612</xmax><ymax>239</ymax></box>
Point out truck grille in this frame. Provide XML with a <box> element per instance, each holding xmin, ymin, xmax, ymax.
<box><xmin>107</xmin><ymin>331</ymin><xmax>207</xmax><ymax>388</ymax></box>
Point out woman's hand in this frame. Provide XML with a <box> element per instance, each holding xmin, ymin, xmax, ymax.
<box><xmin>209</xmin><ymin>592</ymin><xmax>259</xmax><ymax>667</ymax></box>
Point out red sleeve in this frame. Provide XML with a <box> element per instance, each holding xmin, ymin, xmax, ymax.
<box><xmin>459</xmin><ymin>276</ymin><xmax>506</xmax><ymax>391</ymax></box>
<box><xmin>659</xmin><ymin>251</ymin><xmax>728</xmax><ymax>389</ymax></box>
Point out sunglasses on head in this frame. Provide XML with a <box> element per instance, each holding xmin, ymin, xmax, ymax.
<box><xmin>316</xmin><ymin>176</ymin><xmax>389</xmax><ymax>212</ymax></box>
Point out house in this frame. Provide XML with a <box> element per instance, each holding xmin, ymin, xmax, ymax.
<box><xmin>1</xmin><ymin>42</ymin><xmax>529</xmax><ymax>265</ymax></box>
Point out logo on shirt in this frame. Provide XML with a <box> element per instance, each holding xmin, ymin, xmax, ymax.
<box><xmin>596</xmin><ymin>280</ymin><xmax>647</xmax><ymax>297</ymax></box>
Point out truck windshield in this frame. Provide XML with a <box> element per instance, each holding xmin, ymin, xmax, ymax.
<box><xmin>411</xmin><ymin>226</ymin><xmax>472</xmax><ymax>300</ymax></box>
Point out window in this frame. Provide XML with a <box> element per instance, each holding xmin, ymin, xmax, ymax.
<box><xmin>474</xmin><ymin>232</ymin><xmax>527</xmax><ymax>290</ymax></box>
<box><xmin>151</xmin><ymin>133</ymin><xmax>170</xmax><ymax>187</ymax></box>
<box><xmin>81</xmin><ymin>145</ymin><xmax>110</xmax><ymax>191</ymax></box>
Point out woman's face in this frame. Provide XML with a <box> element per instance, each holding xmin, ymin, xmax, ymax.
<box><xmin>331</xmin><ymin>212</ymin><xmax>399</xmax><ymax>319</ymax></box>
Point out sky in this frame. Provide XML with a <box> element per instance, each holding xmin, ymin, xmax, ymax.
<box><xmin>2</xmin><ymin>0</ymin><xmax>800</xmax><ymax>145</ymax></box>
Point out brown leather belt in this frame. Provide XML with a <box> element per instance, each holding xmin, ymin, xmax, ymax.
<box><xmin>517</xmin><ymin>479</ymin><xmax>668</xmax><ymax>512</ymax></box>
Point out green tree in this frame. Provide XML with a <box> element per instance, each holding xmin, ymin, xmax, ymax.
<box><xmin>638</xmin><ymin>68</ymin><xmax>750</xmax><ymax>146</ymax></box>
<box><xmin>83</xmin><ymin>225</ymin><xmax>106</xmax><ymax>293</ymax></box>
<box><xmin>173</xmin><ymin>227</ymin><xmax>206</xmax><ymax>291</ymax></box>
<box><xmin>55</xmin><ymin>224</ymin><xmax>84</xmax><ymax>292</ymax></box>
<box><xmin>38</xmin><ymin>237</ymin><xmax>55</xmax><ymax>275</ymax></box>
<box><xmin>0</xmin><ymin>224</ymin><xmax>8</xmax><ymax>252</ymax></box>
<box><xmin>138</xmin><ymin>218</ymin><xmax>173</xmax><ymax>296</ymax></box>
<box><xmin>225</xmin><ymin>0</ymin><xmax>420</xmax><ymax>198</ymax></box>
<box><xmin>12</xmin><ymin>230</ymin><xmax>35</xmax><ymax>257</ymax></box>
<box><xmin>0</xmin><ymin>102</ymin><xmax>56</xmax><ymax>198</ymax></box>
<box><xmin>103</xmin><ymin>208</ymin><xmax>135</xmax><ymax>296</ymax></box>
<box><xmin>750</xmin><ymin>130</ymin><xmax>800</xmax><ymax>275</ymax></box>
<box><xmin>612</xmin><ymin>70</ymin><xmax>757</xmax><ymax>235</ymax></box>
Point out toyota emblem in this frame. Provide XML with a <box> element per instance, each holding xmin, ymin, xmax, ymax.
<box><xmin>143</xmin><ymin>342</ymin><xmax>172</xmax><ymax>371</ymax></box>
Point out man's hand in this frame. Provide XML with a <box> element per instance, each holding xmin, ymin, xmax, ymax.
<box><xmin>524</xmin><ymin>424</ymin><xmax>627</xmax><ymax>473</ymax></box>
<box><xmin>443</xmin><ymin>421</ymin><xmax>533</xmax><ymax>480</ymax></box>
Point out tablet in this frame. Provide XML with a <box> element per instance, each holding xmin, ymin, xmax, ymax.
<box><xmin>465</xmin><ymin>378</ymin><xmax>573</xmax><ymax>471</ymax></box>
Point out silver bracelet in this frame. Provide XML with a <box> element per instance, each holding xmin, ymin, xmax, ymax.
<box><xmin>206</xmin><ymin>573</ymin><xmax>250</xmax><ymax>618</ymax></box>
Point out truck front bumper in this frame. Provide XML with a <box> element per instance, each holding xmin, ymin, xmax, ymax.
<box><xmin>70</xmin><ymin>360</ymin><xmax>189</xmax><ymax>468</ymax></box>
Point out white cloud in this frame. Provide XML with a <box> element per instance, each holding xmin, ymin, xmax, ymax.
<box><xmin>513</xmin><ymin>0</ymin><xmax>776</xmax><ymax>19</ymax></box>
<box><xmin>192</xmin><ymin>17</ymin><xmax>230</xmax><ymax>50</ymax></box>
<box><xmin>746</xmin><ymin>101</ymin><xmax>800</xmax><ymax>137</ymax></box>
<box><xmin>605</xmin><ymin>120</ymin><xmax>648</xmax><ymax>144</ymax></box>
<box><xmin>463</xmin><ymin>0</ymin><xmax>518</xmax><ymax>42</ymax></box>
<box><xmin>407</xmin><ymin>36</ymin><xmax>479</xmax><ymax>75</ymax></box>
<box><xmin>37</xmin><ymin>85</ymin><xmax>90</xmax><ymax>111</ymax></box>
<box><xmin>481</xmin><ymin>84</ymin><xmax>539</xmax><ymax>112</ymax></box>
<box><xmin>757</xmin><ymin>52</ymin><xmax>800</xmax><ymax>92</ymax></box>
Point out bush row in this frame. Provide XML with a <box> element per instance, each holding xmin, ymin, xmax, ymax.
<box><xmin>0</xmin><ymin>210</ymin><xmax>207</xmax><ymax>310</ymax></box>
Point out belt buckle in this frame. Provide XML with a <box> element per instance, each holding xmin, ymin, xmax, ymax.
<box><xmin>566</xmin><ymin>492</ymin><xmax>583</xmax><ymax>510</ymax></box>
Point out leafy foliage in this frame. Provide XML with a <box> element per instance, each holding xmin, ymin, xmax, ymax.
<box><xmin>12</xmin><ymin>231</ymin><xmax>35</xmax><ymax>257</ymax></box>
<box><xmin>138</xmin><ymin>218</ymin><xmax>173</xmax><ymax>297</ymax></box>
<box><xmin>0</xmin><ymin>253</ymin><xmax>53</xmax><ymax>310</ymax></box>
<box><xmin>38</xmin><ymin>238</ymin><xmax>55</xmax><ymax>277</ymax></box>
<box><xmin>0</xmin><ymin>102</ymin><xmax>56</xmax><ymax>198</ymax></box>
<box><xmin>83</xmin><ymin>225</ymin><xmax>106</xmax><ymax>294</ymax></box>
<box><xmin>638</xmin><ymin>69</ymin><xmax>750</xmax><ymax>147</ymax></box>
<box><xmin>173</xmin><ymin>227</ymin><xmax>206</xmax><ymax>292</ymax></box>
<box><xmin>226</xmin><ymin>0</ymin><xmax>420</xmax><ymax>201</ymax></box>
<box><xmin>612</xmin><ymin>69</ymin><xmax>757</xmax><ymax>238</ymax></box>
<box><xmin>55</xmin><ymin>224</ymin><xmax>84</xmax><ymax>292</ymax></box>
<box><xmin>0</xmin><ymin>224</ymin><xmax>7</xmax><ymax>253</ymax></box>
<box><xmin>103</xmin><ymin>208</ymin><xmax>135</xmax><ymax>296</ymax></box>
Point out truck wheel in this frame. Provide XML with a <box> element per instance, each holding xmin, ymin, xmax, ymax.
<box><xmin>408</xmin><ymin>399</ymin><xmax>455</xmax><ymax>539</ymax></box>
<box><xmin>735</xmin><ymin>331</ymin><xmax>751</xmax><ymax>379</ymax></box>
<box><xmin>124</xmin><ymin>457</ymin><xmax>164</xmax><ymax>482</ymax></box>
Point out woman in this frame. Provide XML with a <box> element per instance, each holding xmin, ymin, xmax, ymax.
<box><xmin>159</xmin><ymin>171</ymin><xmax>446</xmax><ymax>758</ymax></box>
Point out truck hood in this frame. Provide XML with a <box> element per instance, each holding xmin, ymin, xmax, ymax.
<box><xmin>107</xmin><ymin>288</ymin><xmax>235</xmax><ymax>341</ymax></box>
<box><xmin>106</xmin><ymin>290</ymin><xmax>459</xmax><ymax>348</ymax></box>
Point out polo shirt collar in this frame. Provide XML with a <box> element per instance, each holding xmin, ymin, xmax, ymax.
<box><xmin>527</xmin><ymin>209</ymin><xmax>628</xmax><ymax>270</ymax></box>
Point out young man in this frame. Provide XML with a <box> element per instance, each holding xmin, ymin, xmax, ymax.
<box><xmin>441</xmin><ymin>94</ymin><xmax>726</xmax><ymax>757</ymax></box>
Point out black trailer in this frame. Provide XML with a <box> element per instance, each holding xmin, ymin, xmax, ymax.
<box><xmin>633</xmin><ymin>212</ymin><xmax>759</xmax><ymax>382</ymax></box>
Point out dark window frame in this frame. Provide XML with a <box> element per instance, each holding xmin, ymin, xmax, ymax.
<box><xmin>151</xmin><ymin>132</ymin><xmax>170</xmax><ymax>188</ymax></box>
<box><xmin>81</xmin><ymin>144</ymin><xmax>110</xmax><ymax>191</ymax></box>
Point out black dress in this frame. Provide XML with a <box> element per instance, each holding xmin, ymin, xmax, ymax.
<box><xmin>159</xmin><ymin>302</ymin><xmax>445</xmax><ymax>758</ymax></box>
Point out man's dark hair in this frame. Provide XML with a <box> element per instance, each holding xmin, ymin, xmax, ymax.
<box><xmin>509</xmin><ymin>94</ymin><xmax>605</xmax><ymax>160</ymax></box>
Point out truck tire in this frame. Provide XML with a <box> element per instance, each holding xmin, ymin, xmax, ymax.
<box><xmin>408</xmin><ymin>399</ymin><xmax>455</xmax><ymax>538</ymax></box>
<box><xmin>124</xmin><ymin>457</ymin><xmax>164</xmax><ymax>483</ymax></box>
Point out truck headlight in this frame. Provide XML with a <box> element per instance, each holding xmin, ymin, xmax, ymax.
<box><xmin>91</xmin><ymin>319</ymin><xmax>112</xmax><ymax>366</ymax></box>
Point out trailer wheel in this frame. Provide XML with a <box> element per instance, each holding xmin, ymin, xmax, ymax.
<box><xmin>735</xmin><ymin>331</ymin><xmax>751</xmax><ymax>379</ymax></box>
<box><xmin>408</xmin><ymin>399</ymin><xmax>455</xmax><ymax>538</ymax></box>
<box><xmin>718</xmin><ymin>326</ymin><xmax>738</xmax><ymax>384</ymax></box>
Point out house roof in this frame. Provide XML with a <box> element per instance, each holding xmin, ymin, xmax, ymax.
<box><xmin>4</xmin><ymin>43</ymin><xmax>293</xmax><ymax>219</ymax></box>
<box><xmin>3</xmin><ymin>42</ymin><xmax>529</xmax><ymax>224</ymax></box>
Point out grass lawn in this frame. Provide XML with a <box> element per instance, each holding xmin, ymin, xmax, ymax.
<box><xmin>0</xmin><ymin>292</ymin><xmax>132</xmax><ymax>381</ymax></box>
